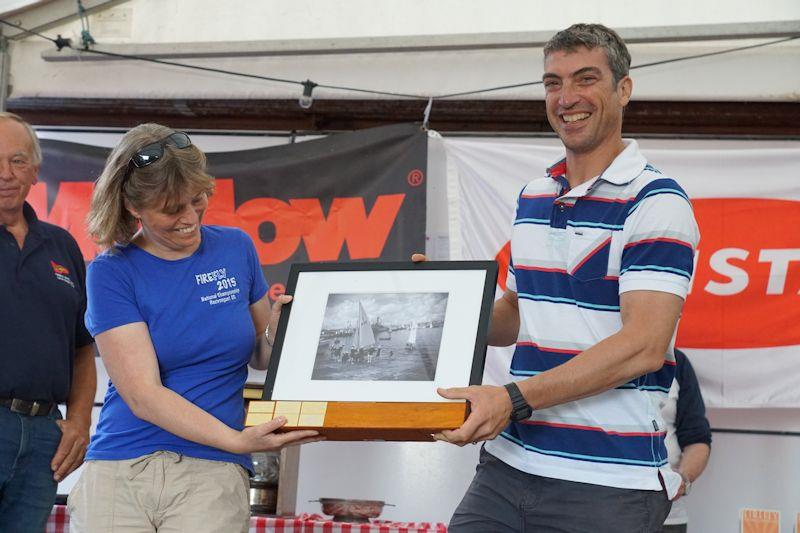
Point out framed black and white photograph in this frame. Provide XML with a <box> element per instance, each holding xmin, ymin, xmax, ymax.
<box><xmin>263</xmin><ymin>261</ymin><xmax>497</xmax><ymax>403</ymax></box>
<box><xmin>311</xmin><ymin>291</ymin><xmax>449</xmax><ymax>382</ymax></box>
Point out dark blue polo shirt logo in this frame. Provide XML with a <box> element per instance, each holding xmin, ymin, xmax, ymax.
<box><xmin>50</xmin><ymin>260</ymin><xmax>75</xmax><ymax>289</ymax></box>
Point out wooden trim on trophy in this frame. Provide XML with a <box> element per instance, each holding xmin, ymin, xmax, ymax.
<box><xmin>246</xmin><ymin>400</ymin><xmax>469</xmax><ymax>442</ymax></box>
<box><xmin>8</xmin><ymin>97</ymin><xmax>800</xmax><ymax>136</ymax></box>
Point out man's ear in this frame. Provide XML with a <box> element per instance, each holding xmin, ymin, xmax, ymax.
<box><xmin>618</xmin><ymin>75</ymin><xmax>633</xmax><ymax>107</ymax></box>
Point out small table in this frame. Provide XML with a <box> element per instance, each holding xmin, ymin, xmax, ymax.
<box><xmin>48</xmin><ymin>506</ymin><xmax>447</xmax><ymax>532</ymax></box>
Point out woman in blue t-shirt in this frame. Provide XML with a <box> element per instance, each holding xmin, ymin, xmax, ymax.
<box><xmin>68</xmin><ymin>123</ymin><xmax>320</xmax><ymax>533</ymax></box>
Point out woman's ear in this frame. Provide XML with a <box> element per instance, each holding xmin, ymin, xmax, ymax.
<box><xmin>124</xmin><ymin>199</ymin><xmax>140</xmax><ymax>219</ymax></box>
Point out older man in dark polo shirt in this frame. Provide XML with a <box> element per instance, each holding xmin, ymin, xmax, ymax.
<box><xmin>0</xmin><ymin>112</ymin><xmax>96</xmax><ymax>533</ymax></box>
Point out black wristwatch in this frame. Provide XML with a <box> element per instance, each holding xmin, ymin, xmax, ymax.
<box><xmin>504</xmin><ymin>382</ymin><xmax>533</xmax><ymax>422</ymax></box>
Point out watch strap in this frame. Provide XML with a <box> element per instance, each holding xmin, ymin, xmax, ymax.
<box><xmin>504</xmin><ymin>382</ymin><xmax>533</xmax><ymax>422</ymax></box>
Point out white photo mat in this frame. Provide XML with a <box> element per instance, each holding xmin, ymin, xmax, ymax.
<box><xmin>271</xmin><ymin>268</ymin><xmax>489</xmax><ymax>402</ymax></box>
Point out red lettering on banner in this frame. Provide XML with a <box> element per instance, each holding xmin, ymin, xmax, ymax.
<box><xmin>495</xmin><ymin>241</ymin><xmax>511</xmax><ymax>291</ymax></box>
<box><xmin>240</xmin><ymin>197</ymin><xmax>304</xmax><ymax>264</ymax></box>
<box><xmin>268</xmin><ymin>283</ymin><xmax>286</xmax><ymax>300</ymax></box>
<box><xmin>28</xmin><ymin>178</ymin><xmax>405</xmax><ymax>266</ymax></box>
<box><xmin>207</xmin><ymin>179</ymin><xmax>304</xmax><ymax>264</ymax></box>
<box><xmin>203</xmin><ymin>178</ymin><xmax>240</xmax><ymax>228</ymax></box>
<box><xmin>291</xmin><ymin>195</ymin><xmax>405</xmax><ymax>261</ymax></box>
<box><xmin>27</xmin><ymin>182</ymin><xmax>98</xmax><ymax>260</ymax></box>
<box><xmin>493</xmin><ymin>198</ymin><xmax>800</xmax><ymax>349</ymax></box>
<box><xmin>680</xmin><ymin>198</ymin><xmax>800</xmax><ymax>349</ymax></box>
<box><xmin>203</xmin><ymin>179</ymin><xmax>405</xmax><ymax>264</ymax></box>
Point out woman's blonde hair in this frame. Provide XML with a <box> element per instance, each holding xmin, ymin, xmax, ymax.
<box><xmin>88</xmin><ymin>123</ymin><xmax>214</xmax><ymax>250</ymax></box>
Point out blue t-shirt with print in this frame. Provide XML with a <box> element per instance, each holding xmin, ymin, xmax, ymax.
<box><xmin>84</xmin><ymin>225</ymin><xmax>268</xmax><ymax>472</ymax></box>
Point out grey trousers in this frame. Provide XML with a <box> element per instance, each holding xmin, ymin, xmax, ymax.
<box><xmin>450</xmin><ymin>448</ymin><xmax>672</xmax><ymax>533</ymax></box>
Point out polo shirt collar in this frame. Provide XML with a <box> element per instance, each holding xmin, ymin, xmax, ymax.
<box><xmin>546</xmin><ymin>158</ymin><xmax>570</xmax><ymax>192</ymax></box>
<box><xmin>15</xmin><ymin>202</ymin><xmax>48</xmax><ymax>243</ymax></box>
<box><xmin>598</xmin><ymin>139</ymin><xmax>647</xmax><ymax>185</ymax></box>
<box><xmin>22</xmin><ymin>201</ymin><xmax>39</xmax><ymax>224</ymax></box>
<box><xmin>1</xmin><ymin>202</ymin><xmax>41</xmax><ymax>232</ymax></box>
<box><xmin>545</xmin><ymin>138</ymin><xmax>647</xmax><ymax>189</ymax></box>
<box><xmin>23</xmin><ymin>202</ymin><xmax>47</xmax><ymax>236</ymax></box>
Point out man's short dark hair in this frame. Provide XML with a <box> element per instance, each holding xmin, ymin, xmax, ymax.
<box><xmin>544</xmin><ymin>23</ymin><xmax>631</xmax><ymax>84</ymax></box>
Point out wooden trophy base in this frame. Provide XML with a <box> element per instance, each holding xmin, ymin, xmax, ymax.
<box><xmin>245</xmin><ymin>400</ymin><xmax>468</xmax><ymax>441</ymax></box>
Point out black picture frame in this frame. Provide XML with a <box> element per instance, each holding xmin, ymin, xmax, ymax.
<box><xmin>262</xmin><ymin>260</ymin><xmax>498</xmax><ymax>402</ymax></box>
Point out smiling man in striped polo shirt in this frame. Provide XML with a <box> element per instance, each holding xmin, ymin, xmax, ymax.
<box><xmin>435</xmin><ymin>24</ymin><xmax>700</xmax><ymax>532</ymax></box>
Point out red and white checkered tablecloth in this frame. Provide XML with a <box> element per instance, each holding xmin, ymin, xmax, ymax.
<box><xmin>47</xmin><ymin>507</ymin><xmax>446</xmax><ymax>533</ymax></box>
<box><xmin>251</xmin><ymin>514</ymin><xmax>447</xmax><ymax>532</ymax></box>
<box><xmin>46</xmin><ymin>504</ymin><xmax>69</xmax><ymax>533</ymax></box>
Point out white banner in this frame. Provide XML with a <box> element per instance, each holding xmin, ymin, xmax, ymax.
<box><xmin>442</xmin><ymin>136</ymin><xmax>800</xmax><ymax>407</ymax></box>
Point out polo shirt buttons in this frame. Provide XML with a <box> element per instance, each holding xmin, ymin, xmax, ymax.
<box><xmin>558</xmin><ymin>203</ymin><xmax>565</xmax><ymax>212</ymax></box>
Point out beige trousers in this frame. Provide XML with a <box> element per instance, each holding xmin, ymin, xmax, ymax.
<box><xmin>68</xmin><ymin>451</ymin><xmax>250</xmax><ymax>533</ymax></box>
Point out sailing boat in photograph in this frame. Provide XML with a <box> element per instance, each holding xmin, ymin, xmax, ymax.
<box><xmin>354</xmin><ymin>301</ymin><xmax>376</xmax><ymax>348</ymax></box>
<box><xmin>336</xmin><ymin>301</ymin><xmax>378</xmax><ymax>364</ymax></box>
<box><xmin>405</xmin><ymin>321</ymin><xmax>417</xmax><ymax>351</ymax></box>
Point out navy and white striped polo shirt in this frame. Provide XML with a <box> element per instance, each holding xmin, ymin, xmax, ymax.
<box><xmin>484</xmin><ymin>139</ymin><xmax>699</xmax><ymax>495</ymax></box>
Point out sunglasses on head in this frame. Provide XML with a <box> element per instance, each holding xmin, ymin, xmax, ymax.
<box><xmin>129</xmin><ymin>131</ymin><xmax>192</xmax><ymax>169</ymax></box>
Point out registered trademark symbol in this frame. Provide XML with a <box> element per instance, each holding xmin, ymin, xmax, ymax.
<box><xmin>407</xmin><ymin>169</ymin><xmax>424</xmax><ymax>187</ymax></box>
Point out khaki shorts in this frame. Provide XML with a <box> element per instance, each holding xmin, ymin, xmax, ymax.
<box><xmin>68</xmin><ymin>451</ymin><xmax>250</xmax><ymax>533</ymax></box>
